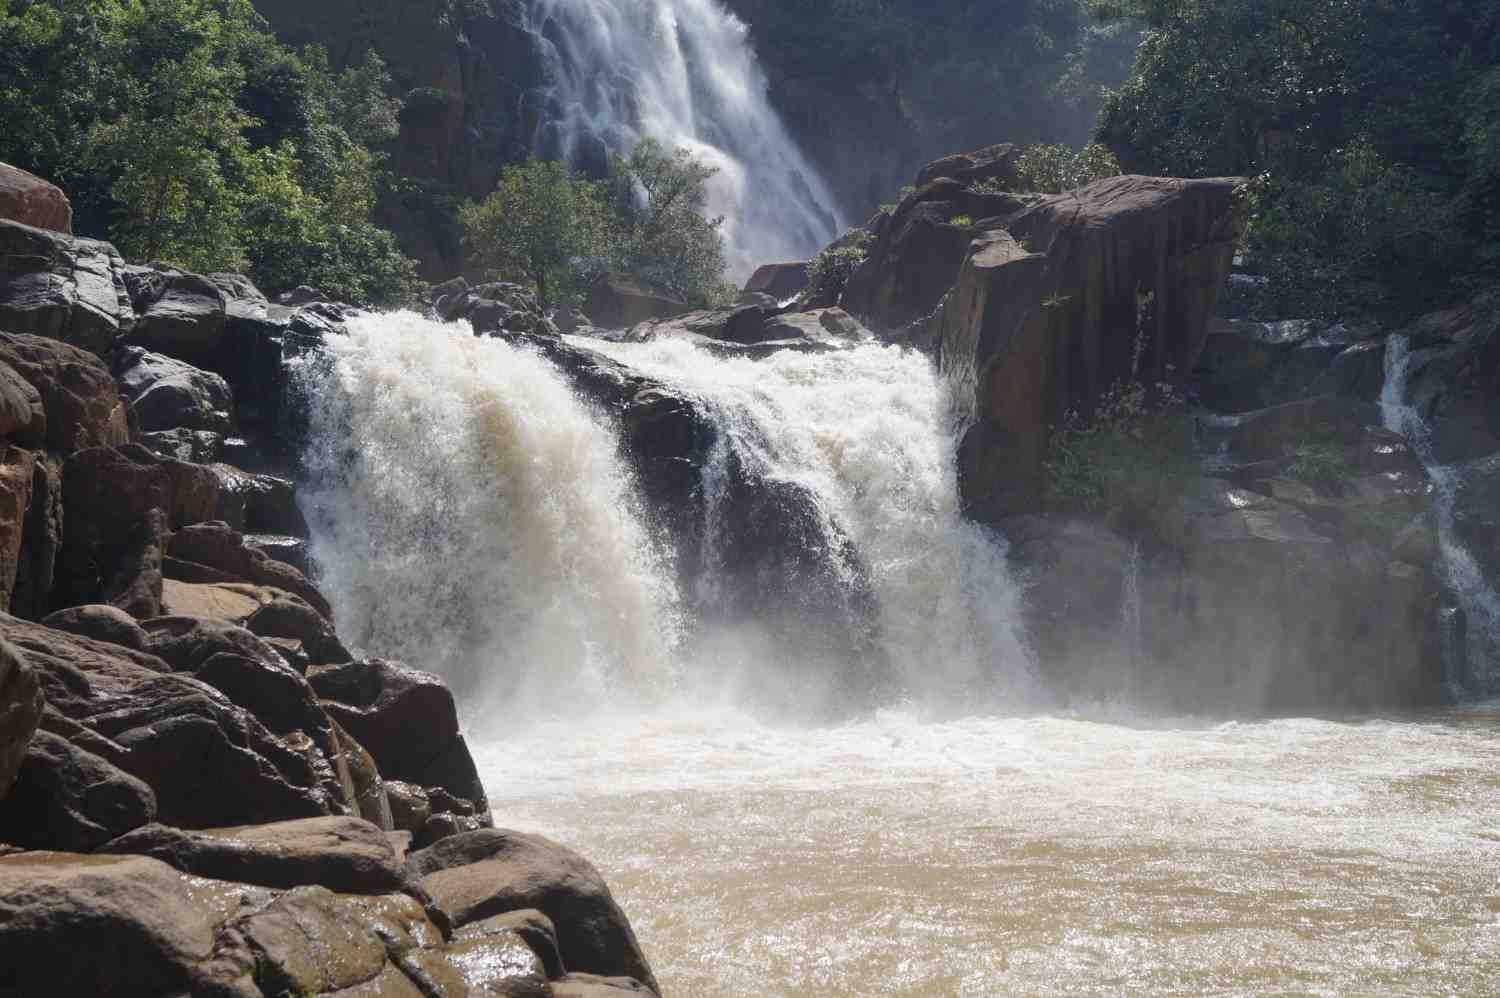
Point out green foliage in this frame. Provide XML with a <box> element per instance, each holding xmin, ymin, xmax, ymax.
<box><xmin>803</xmin><ymin>230</ymin><xmax>873</xmax><ymax>304</ymax></box>
<box><xmin>1044</xmin><ymin>374</ymin><xmax>1196</xmax><ymax>529</ymax></box>
<box><xmin>949</xmin><ymin>215</ymin><xmax>973</xmax><ymax>228</ymax></box>
<box><xmin>0</xmin><ymin>0</ymin><xmax>418</xmax><ymax>305</ymax></box>
<box><xmin>462</xmin><ymin>141</ymin><xmax>730</xmax><ymax>309</ymax></box>
<box><xmin>606</xmin><ymin>139</ymin><xmax>728</xmax><ymax>307</ymax></box>
<box><xmin>1286</xmin><ymin>442</ymin><xmax>1353</xmax><ymax>488</ymax></box>
<box><xmin>459</xmin><ymin>158</ymin><xmax>613</xmax><ymax>306</ymax></box>
<box><xmin>1011</xmin><ymin>142</ymin><xmax>1122</xmax><ymax>194</ymax></box>
<box><xmin>1093</xmin><ymin>0</ymin><xmax>1500</xmax><ymax>318</ymax></box>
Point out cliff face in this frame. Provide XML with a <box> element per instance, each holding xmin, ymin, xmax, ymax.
<box><xmin>255</xmin><ymin>0</ymin><xmax>545</xmax><ymax>279</ymax></box>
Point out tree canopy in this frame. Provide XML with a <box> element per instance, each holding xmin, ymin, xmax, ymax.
<box><xmin>0</xmin><ymin>0</ymin><xmax>417</xmax><ymax>304</ymax></box>
<box><xmin>1093</xmin><ymin>0</ymin><xmax>1500</xmax><ymax>317</ymax></box>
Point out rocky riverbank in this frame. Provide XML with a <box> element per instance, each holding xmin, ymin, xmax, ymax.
<box><xmin>0</xmin><ymin>162</ymin><xmax>659</xmax><ymax>998</ymax></box>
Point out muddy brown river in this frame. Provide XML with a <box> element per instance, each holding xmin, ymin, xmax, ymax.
<box><xmin>479</xmin><ymin>706</ymin><xmax>1500</xmax><ymax>997</ymax></box>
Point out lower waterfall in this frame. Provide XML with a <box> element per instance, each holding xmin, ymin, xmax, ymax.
<box><xmin>297</xmin><ymin>312</ymin><xmax>1035</xmax><ymax>719</ymax></box>
<box><xmin>296</xmin><ymin>312</ymin><xmax>682</xmax><ymax>715</ymax></box>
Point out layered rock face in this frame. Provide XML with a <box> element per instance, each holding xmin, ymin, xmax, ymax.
<box><xmin>0</xmin><ymin>206</ymin><xmax>661</xmax><ymax>996</ymax></box>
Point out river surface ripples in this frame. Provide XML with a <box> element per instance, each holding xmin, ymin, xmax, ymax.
<box><xmin>477</xmin><ymin>704</ymin><xmax>1500</xmax><ymax>997</ymax></box>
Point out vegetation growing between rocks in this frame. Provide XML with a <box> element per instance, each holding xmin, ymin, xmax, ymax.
<box><xmin>460</xmin><ymin>142</ymin><xmax>732</xmax><ymax>308</ymax></box>
<box><xmin>1044</xmin><ymin>373</ymin><xmax>1196</xmax><ymax>534</ymax></box>
<box><xmin>802</xmin><ymin>231</ymin><xmax>873</xmax><ymax>305</ymax></box>
<box><xmin>0</xmin><ymin>0</ymin><xmax>418</xmax><ymax>305</ymax></box>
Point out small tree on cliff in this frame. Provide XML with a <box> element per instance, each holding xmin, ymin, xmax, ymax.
<box><xmin>606</xmin><ymin>139</ymin><xmax>728</xmax><ymax>305</ymax></box>
<box><xmin>459</xmin><ymin>158</ymin><xmax>612</xmax><ymax>306</ymax></box>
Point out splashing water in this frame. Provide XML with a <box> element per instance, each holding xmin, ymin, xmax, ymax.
<box><xmin>525</xmin><ymin>0</ymin><xmax>843</xmax><ymax>279</ymax></box>
<box><xmin>296</xmin><ymin>312</ymin><xmax>681</xmax><ymax>714</ymax></box>
<box><xmin>1380</xmin><ymin>333</ymin><xmax>1499</xmax><ymax>696</ymax></box>
<box><xmin>577</xmin><ymin>335</ymin><xmax>1039</xmax><ymax>709</ymax></box>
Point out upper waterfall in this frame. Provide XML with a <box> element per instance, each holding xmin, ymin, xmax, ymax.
<box><xmin>524</xmin><ymin>0</ymin><xmax>843</xmax><ymax>279</ymax></box>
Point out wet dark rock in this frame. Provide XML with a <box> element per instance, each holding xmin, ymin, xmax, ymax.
<box><xmin>111</xmin><ymin>346</ymin><xmax>233</xmax><ymax>434</ymax></box>
<box><xmin>139</xmin><ymin>428</ymin><xmax>223</xmax><ymax>464</ymax></box>
<box><xmin>585</xmin><ymin>274</ymin><xmax>688</xmax><ymax>331</ymax></box>
<box><xmin>244</xmin><ymin>534</ymin><xmax>310</xmax><ymax>575</ymax></box>
<box><xmin>39</xmin><ymin>604</ymin><xmax>150</xmax><ymax>652</ymax></box>
<box><xmin>744</xmin><ymin>261</ymin><xmax>810</xmax><ymax>302</ymax></box>
<box><xmin>0</xmin><ymin>331</ymin><xmax>130</xmax><ymax>453</ymax></box>
<box><xmin>309</xmin><ymin>659</ymin><xmax>488</xmax><ymax>818</ymax></box>
<box><xmin>0</xmin><ymin>637</ymin><xmax>43</xmax><ymax>799</ymax></box>
<box><xmin>0</xmin><ymin>730</ymin><xmax>156</xmax><ymax>851</ymax></box>
<box><xmin>554</xmin><ymin>974</ymin><xmax>657</xmax><ymax>997</ymax></box>
<box><xmin>125</xmin><ymin>270</ymin><xmax>227</xmax><ymax>366</ymax></box>
<box><xmin>0</xmin><ymin>220</ymin><xmax>133</xmax><ymax>354</ymax></box>
<box><xmin>386</xmin><ymin>781</ymin><xmax>432</xmax><ymax>834</ymax></box>
<box><xmin>168</xmin><ymin>521</ymin><xmax>331</xmax><ymax>619</ymax></box>
<box><xmin>408</xmin><ymin>828</ymin><xmax>659</xmax><ymax>992</ymax></box>
<box><xmin>0</xmin><ymin>852</ymin><xmax>262</xmax><ymax>998</ymax></box>
<box><xmin>99</xmin><ymin>815</ymin><xmax>405</xmax><ymax>893</ymax></box>
<box><xmin>0</xmin><ymin>613</ymin><xmax>337</xmax><ymax>827</ymax></box>
<box><xmin>417</xmin><ymin>810</ymin><xmax>484</xmax><ymax>848</ymax></box>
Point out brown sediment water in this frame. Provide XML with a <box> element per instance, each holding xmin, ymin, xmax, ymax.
<box><xmin>480</xmin><ymin>705</ymin><xmax>1500</xmax><ymax>997</ymax></box>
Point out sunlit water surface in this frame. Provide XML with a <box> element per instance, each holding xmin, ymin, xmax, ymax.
<box><xmin>476</xmin><ymin>704</ymin><xmax>1500</xmax><ymax>997</ymax></box>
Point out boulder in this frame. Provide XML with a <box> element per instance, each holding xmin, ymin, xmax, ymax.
<box><xmin>167</xmin><ymin>521</ymin><xmax>332</xmax><ymax>619</ymax></box>
<box><xmin>139</xmin><ymin>427</ymin><xmax>223</xmax><ymax>464</ymax></box>
<box><xmin>7</xmin><ymin>453</ymin><xmax>61</xmax><ymax>620</ymax></box>
<box><xmin>245</xmin><ymin>534</ymin><xmax>311</xmax><ymax>575</ymax></box>
<box><xmin>386</xmin><ymin>780</ymin><xmax>433</xmax><ymax>834</ymax></box>
<box><xmin>0</xmin><ymin>331</ymin><xmax>130</xmax><ymax>453</ymax></box>
<box><xmin>309</xmin><ymin>659</ymin><xmax>488</xmax><ymax>817</ymax></box>
<box><xmin>54</xmin><ymin>447</ymin><xmax>222</xmax><ymax>613</ymax></box>
<box><xmin>0</xmin><ymin>446</ymin><xmax>35</xmax><ymax>614</ymax></box>
<box><xmin>0</xmin><ymin>220</ymin><xmax>133</xmax><ymax>354</ymax></box>
<box><xmin>39</xmin><ymin>604</ymin><xmax>150</xmax><ymax>652</ymax></box>
<box><xmin>445</xmin><ymin>928</ymin><xmax>552</xmax><ymax>996</ymax></box>
<box><xmin>408</xmin><ymin>829</ymin><xmax>658</xmax><ymax>992</ymax></box>
<box><xmin>938</xmin><ymin>174</ymin><xmax>1248</xmax><ymax>520</ymax></box>
<box><xmin>330</xmin><ymin>719</ymin><xmax>393</xmax><ymax>830</ymax></box>
<box><xmin>0</xmin><ymin>360</ymin><xmax>45</xmax><ymax>446</ymax></box>
<box><xmin>554</xmin><ymin>974</ymin><xmax>657</xmax><ymax>997</ymax></box>
<box><xmin>0</xmin><ymin>637</ymin><xmax>43</xmax><ymax>799</ymax></box>
<box><xmin>0</xmin><ymin>730</ymin><xmax>157</xmax><ymax>851</ymax></box>
<box><xmin>111</xmin><ymin>346</ymin><xmax>234</xmax><ymax>433</ymax></box>
<box><xmin>0</xmin><ymin>613</ymin><xmax>338</xmax><ymax>827</ymax></box>
<box><xmin>584</xmin><ymin>274</ymin><xmax>688</xmax><ymax>331</ymax></box>
<box><xmin>416</xmin><ymin>811</ymin><xmax>484</xmax><ymax>849</ymax></box>
<box><xmin>743</xmin><ymin>261</ymin><xmax>809</xmax><ymax>302</ymax></box>
<box><xmin>125</xmin><ymin>270</ymin><xmax>228</xmax><ymax>365</ymax></box>
<box><xmin>0</xmin><ymin>163</ymin><xmax>71</xmax><ymax>234</ymax></box>
<box><xmin>99</xmin><ymin>816</ymin><xmax>406</xmax><ymax>894</ymax></box>
<box><xmin>913</xmin><ymin>142</ymin><xmax>1022</xmax><ymax>189</ymax></box>
<box><xmin>0</xmin><ymin>852</ymin><xmax>260</xmax><ymax>997</ymax></box>
<box><xmin>456</xmin><ymin>908</ymin><xmax>567</xmax><ymax>980</ymax></box>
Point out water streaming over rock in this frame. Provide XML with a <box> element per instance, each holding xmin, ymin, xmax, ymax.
<box><xmin>1380</xmin><ymin>332</ymin><xmax>1499</xmax><ymax>697</ymax></box>
<box><xmin>295</xmin><ymin>312</ymin><xmax>682</xmax><ymax>714</ymax></box>
<box><xmin>523</xmin><ymin>0</ymin><xmax>843</xmax><ymax>279</ymax></box>
<box><xmin>577</xmin><ymin>335</ymin><xmax>1038</xmax><ymax>710</ymax></box>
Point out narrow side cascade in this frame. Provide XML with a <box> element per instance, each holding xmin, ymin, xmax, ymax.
<box><xmin>579</xmin><ymin>336</ymin><xmax>1040</xmax><ymax>710</ymax></box>
<box><xmin>524</xmin><ymin>0</ymin><xmax>843</xmax><ymax>278</ymax></box>
<box><xmin>295</xmin><ymin>312</ymin><xmax>682</xmax><ymax>714</ymax></box>
<box><xmin>1380</xmin><ymin>333</ymin><xmax>1499</xmax><ymax>697</ymax></box>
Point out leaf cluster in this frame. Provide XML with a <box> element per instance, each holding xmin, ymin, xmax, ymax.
<box><xmin>0</xmin><ymin>0</ymin><xmax>417</xmax><ymax>305</ymax></box>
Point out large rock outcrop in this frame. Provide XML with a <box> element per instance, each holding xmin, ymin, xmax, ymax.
<box><xmin>0</xmin><ymin>163</ymin><xmax>71</xmax><ymax>235</ymax></box>
<box><xmin>937</xmin><ymin>174</ymin><xmax>1248</xmax><ymax>520</ymax></box>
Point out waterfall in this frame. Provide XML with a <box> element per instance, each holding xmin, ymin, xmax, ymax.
<box><xmin>523</xmin><ymin>0</ymin><xmax>843</xmax><ymax>279</ymax></box>
<box><xmin>1380</xmin><ymin>333</ymin><xmax>1498</xmax><ymax>697</ymax></box>
<box><xmin>295</xmin><ymin>312</ymin><xmax>682</xmax><ymax>715</ymax></box>
<box><xmin>577</xmin><ymin>336</ymin><xmax>1039</xmax><ymax>709</ymax></box>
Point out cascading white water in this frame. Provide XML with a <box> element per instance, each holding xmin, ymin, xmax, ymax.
<box><xmin>576</xmin><ymin>336</ymin><xmax>1039</xmax><ymax>709</ymax></box>
<box><xmin>1380</xmin><ymin>333</ymin><xmax>1498</xmax><ymax>696</ymax></box>
<box><xmin>295</xmin><ymin>312</ymin><xmax>682</xmax><ymax>715</ymax></box>
<box><xmin>524</xmin><ymin>0</ymin><xmax>843</xmax><ymax>279</ymax></box>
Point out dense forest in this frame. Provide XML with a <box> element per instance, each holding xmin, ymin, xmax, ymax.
<box><xmin>2</xmin><ymin>0</ymin><xmax>1497</xmax><ymax>320</ymax></box>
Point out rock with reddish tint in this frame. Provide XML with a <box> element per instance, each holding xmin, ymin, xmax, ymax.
<box><xmin>0</xmin><ymin>163</ymin><xmax>72</xmax><ymax>234</ymax></box>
